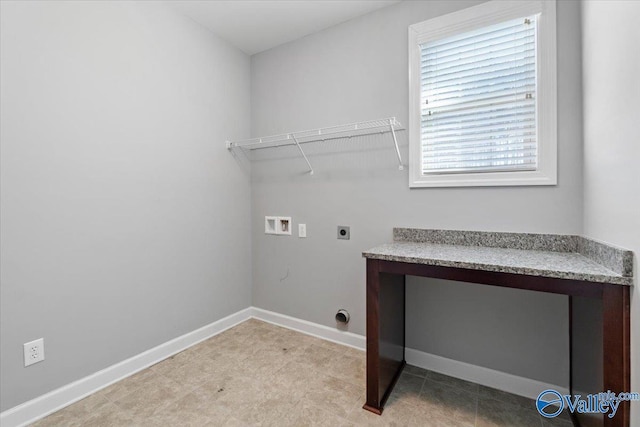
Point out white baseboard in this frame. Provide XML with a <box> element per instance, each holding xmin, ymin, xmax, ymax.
<box><xmin>0</xmin><ymin>307</ymin><xmax>253</xmax><ymax>427</ymax></box>
<box><xmin>249</xmin><ymin>307</ymin><xmax>366</xmax><ymax>351</ymax></box>
<box><xmin>404</xmin><ymin>348</ymin><xmax>569</xmax><ymax>400</ymax></box>
<box><xmin>250</xmin><ymin>306</ymin><xmax>568</xmax><ymax>400</ymax></box>
<box><xmin>2</xmin><ymin>306</ymin><xmax>569</xmax><ymax>427</ymax></box>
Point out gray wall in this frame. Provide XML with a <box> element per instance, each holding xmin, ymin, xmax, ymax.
<box><xmin>0</xmin><ymin>1</ymin><xmax>251</xmax><ymax>411</ymax></box>
<box><xmin>581</xmin><ymin>1</ymin><xmax>640</xmax><ymax>425</ymax></box>
<box><xmin>250</xmin><ymin>0</ymin><xmax>584</xmax><ymax>386</ymax></box>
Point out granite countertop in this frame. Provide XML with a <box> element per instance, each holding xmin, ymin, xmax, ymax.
<box><xmin>363</xmin><ymin>228</ymin><xmax>634</xmax><ymax>286</ymax></box>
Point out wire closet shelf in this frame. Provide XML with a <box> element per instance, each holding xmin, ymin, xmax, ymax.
<box><xmin>225</xmin><ymin>117</ymin><xmax>404</xmax><ymax>175</ymax></box>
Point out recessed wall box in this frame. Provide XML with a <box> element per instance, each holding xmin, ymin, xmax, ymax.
<box><xmin>265</xmin><ymin>216</ymin><xmax>278</xmax><ymax>234</ymax></box>
<box><xmin>337</xmin><ymin>226</ymin><xmax>350</xmax><ymax>240</ymax></box>
<box><xmin>265</xmin><ymin>216</ymin><xmax>292</xmax><ymax>235</ymax></box>
<box><xmin>277</xmin><ymin>217</ymin><xmax>292</xmax><ymax>235</ymax></box>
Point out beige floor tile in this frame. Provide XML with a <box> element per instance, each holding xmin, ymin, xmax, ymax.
<box><xmin>227</xmin><ymin>348</ymin><xmax>293</xmax><ymax>383</ymax></box>
<box><xmin>313</xmin><ymin>338</ymin><xmax>352</xmax><ymax>354</ymax></box>
<box><xmin>30</xmin><ymin>411</ymin><xmax>88</xmax><ymax>427</ymax></box>
<box><xmin>274</xmin><ymin>327</ymin><xmax>320</xmax><ymax>344</ymax></box>
<box><xmin>29</xmin><ymin>319</ymin><xmax>549</xmax><ymax>427</ymax></box>
<box><xmin>201</xmin><ymin>332</ymin><xmax>257</xmax><ymax>357</ymax></box>
<box><xmin>268</xmin><ymin>360</ymin><xmax>327</xmax><ymax>400</ymax></box>
<box><xmin>240</xmin><ymin>329</ymin><xmax>283</xmax><ymax>349</ymax></box>
<box><xmin>164</xmin><ymin>346</ymin><xmax>206</xmax><ymax>367</ymax></box>
<box><xmin>97</xmin><ymin>368</ymin><xmax>159</xmax><ymax>402</ymax></box>
<box><xmin>542</xmin><ymin>418</ymin><xmax>573</xmax><ymax>427</ymax></box>
<box><xmin>476</xmin><ymin>396</ymin><xmax>542</xmax><ymax>427</ymax></box>
<box><xmin>243</xmin><ymin>385</ymin><xmax>304</xmax><ymax>426</ymax></box>
<box><xmin>29</xmin><ymin>393</ymin><xmax>114</xmax><ymax>426</ymax></box>
<box><xmin>426</xmin><ymin>370</ymin><xmax>479</xmax><ymax>394</ymax></box>
<box><xmin>342</xmin><ymin>346</ymin><xmax>366</xmax><ymax>359</ymax></box>
<box><xmin>419</xmin><ymin>379</ymin><xmax>477</xmax><ymax>427</ymax></box>
<box><xmin>111</xmin><ymin>374</ymin><xmax>190</xmax><ymax>419</ymax></box>
<box><xmin>80</xmin><ymin>402</ymin><xmax>136</xmax><ymax>427</ymax></box>
<box><xmin>324</xmin><ymin>353</ymin><xmax>366</xmax><ymax>387</ymax></box>
<box><xmin>140</xmin><ymin>390</ymin><xmax>230</xmax><ymax>426</ymax></box>
<box><xmin>136</xmin><ymin>411</ymin><xmax>205</xmax><ymax>427</ymax></box>
<box><xmin>478</xmin><ymin>385</ymin><xmax>537</xmax><ymax>410</ymax></box>
<box><xmin>158</xmin><ymin>354</ymin><xmax>220</xmax><ymax>389</ymax></box>
<box><xmin>542</xmin><ymin>418</ymin><xmax>574</xmax><ymax>427</ymax></box>
<box><xmin>258</xmin><ymin>332</ymin><xmax>316</xmax><ymax>359</ymax></box>
<box><xmin>539</xmin><ymin>408</ymin><xmax>573</xmax><ymax>426</ymax></box>
<box><xmin>200</xmin><ymin>351</ymin><xmax>245</xmax><ymax>378</ymax></box>
<box><xmin>193</xmin><ymin>373</ymin><xmax>234</xmax><ymax>400</ymax></box>
<box><xmin>302</xmin><ymin>374</ymin><xmax>363</xmax><ymax>419</ymax></box>
<box><xmin>222</xmin><ymin>416</ymin><xmax>255</xmax><ymax>427</ymax></box>
<box><xmin>217</xmin><ymin>323</ymin><xmax>257</xmax><ymax>343</ymax></box>
<box><xmin>386</xmin><ymin>372</ymin><xmax>425</xmax><ymax>407</ymax></box>
<box><xmin>186</xmin><ymin>339</ymin><xmax>226</xmax><ymax>357</ymax></box>
<box><xmin>387</xmin><ymin>389</ymin><xmax>478</xmax><ymax>427</ymax></box>
<box><xmin>344</xmin><ymin>401</ymin><xmax>389</xmax><ymax>426</ymax></box>
<box><xmin>381</xmin><ymin>397</ymin><xmax>422</xmax><ymax>427</ymax></box>
<box><xmin>287</xmin><ymin>400</ymin><xmax>357</xmax><ymax>427</ymax></box>
<box><xmin>296</xmin><ymin>343</ymin><xmax>346</xmax><ymax>372</ymax></box>
<box><xmin>403</xmin><ymin>364</ymin><xmax>429</xmax><ymax>378</ymax></box>
<box><xmin>211</xmin><ymin>375</ymin><xmax>268</xmax><ymax>425</ymax></box>
<box><xmin>236</xmin><ymin>318</ymin><xmax>268</xmax><ymax>330</ymax></box>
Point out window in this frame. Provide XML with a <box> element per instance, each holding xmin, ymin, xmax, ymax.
<box><xmin>408</xmin><ymin>0</ymin><xmax>557</xmax><ymax>187</ymax></box>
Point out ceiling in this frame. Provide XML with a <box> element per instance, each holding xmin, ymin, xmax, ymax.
<box><xmin>168</xmin><ymin>0</ymin><xmax>401</xmax><ymax>55</ymax></box>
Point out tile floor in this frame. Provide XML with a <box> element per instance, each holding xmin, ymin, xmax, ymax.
<box><xmin>32</xmin><ymin>319</ymin><xmax>574</xmax><ymax>426</ymax></box>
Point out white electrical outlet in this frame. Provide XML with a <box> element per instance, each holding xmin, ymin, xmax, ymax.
<box><xmin>298</xmin><ymin>223</ymin><xmax>307</xmax><ymax>238</ymax></box>
<box><xmin>24</xmin><ymin>338</ymin><xmax>45</xmax><ymax>367</ymax></box>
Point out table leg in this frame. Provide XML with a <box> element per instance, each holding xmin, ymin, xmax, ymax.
<box><xmin>364</xmin><ymin>259</ymin><xmax>382</xmax><ymax>414</ymax></box>
<box><xmin>364</xmin><ymin>259</ymin><xmax>405</xmax><ymax>415</ymax></box>
<box><xmin>602</xmin><ymin>285</ymin><xmax>630</xmax><ymax>427</ymax></box>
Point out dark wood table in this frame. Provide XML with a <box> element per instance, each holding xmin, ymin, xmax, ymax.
<box><xmin>362</xmin><ymin>257</ymin><xmax>631</xmax><ymax>427</ymax></box>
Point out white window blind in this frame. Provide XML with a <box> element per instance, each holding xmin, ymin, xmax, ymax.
<box><xmin>420</xmin><ymin>16</ymin><xmax>538</xmax><ymax>174</ymax></box>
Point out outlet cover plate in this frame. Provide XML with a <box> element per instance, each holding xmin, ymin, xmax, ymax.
<box><xmin>24</xmin><ymin>338</ymin><xmax>44</xmax><ymax>367</ymax></box>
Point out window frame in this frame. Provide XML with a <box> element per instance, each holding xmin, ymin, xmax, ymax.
<box><xmin>408</xmin><ymin>0</ymin><xmax>557</xmax><ymax>188</ymax></box>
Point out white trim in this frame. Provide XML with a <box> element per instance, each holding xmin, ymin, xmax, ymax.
<box><xmin>1</xmin><ymin>306</ymin><xmax>568</xmax><ymax>426</ymax></box>
<box><xmin>250</xmin><ymin>307</ymin><xmax>365</xmax><ymax>351</ymax></box>
<box><xmin>408</xmin><ymin>0</ymin><xmax>557</xmax><ymax>188</ymax></box>
<box><xmin>404</xmin><ymin>348</ymin><xmax>568</xmax><ymax>400</ymax></box>
<box><xmin>0</xmin><ymin>308</ymin><xmax>253</xmax><ymax>427</ymax></box>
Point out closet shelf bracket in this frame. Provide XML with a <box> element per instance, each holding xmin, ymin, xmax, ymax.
<box><xmin>389</xmin><ymin>118</ymin><xmax>403</xmax><ymax>170</ymax></box>
<box><xmin>291</xmin><ymin>134</ymin><xmax>314</xmax><ymax>175</ymax></box>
